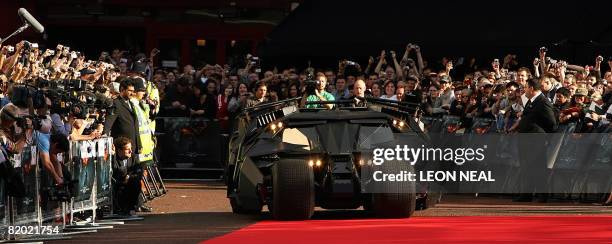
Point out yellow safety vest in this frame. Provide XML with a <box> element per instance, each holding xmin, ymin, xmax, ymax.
<box><xmin>131</xmin><ymin>98</ymin><xmax>154</xmax><ymax>164</ymax></box>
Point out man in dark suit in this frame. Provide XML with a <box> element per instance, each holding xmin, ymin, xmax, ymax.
<box><xmin>515</xmin><ymin>78</ymin><xmax>558</xmax><ymax>202</ymax></box>
<box><xmin>104</xmin><ymin>78</ymin><xmax>141</xmax><ymax>161</ymax></box>
<box><xmin>112</xmin><ymin>136</ymin><xmax>142</xmax><ymax>215</ymax></box>
<box><xmin>518</xmin><ymin>79</ymin><xmax>558</xmax><ymax>133</ymax></box>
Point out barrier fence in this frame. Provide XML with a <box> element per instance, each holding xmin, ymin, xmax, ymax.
<box><xmin>155</xmin><ymin>117</ymin><xmax>226</xmax><ymax>170</ymax></box>
<box><xmin>1</xmin><ymin>136</ymin><xmax>166</xmax><ymax>242</ymax></box>
<box><xmin>415</xmin><ymin>115</ymin><xmax>612</xmax><ymax>198</ymax></box>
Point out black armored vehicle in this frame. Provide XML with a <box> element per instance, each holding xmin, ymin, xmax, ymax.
<box><xmin>226</xmin><ymin>98</ymin><xmax>431</xmax><ymax>220</ymax></box>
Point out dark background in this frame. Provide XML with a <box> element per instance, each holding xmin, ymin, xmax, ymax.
<box><xmin>258</xmin><ymin>0</ymin><xmax>612</xmax><ymax>69</ymax></box>
<box><xmin>1</xmin><ymin>0</ymin><xmax>610</xmax><ymax>70</ymax></box>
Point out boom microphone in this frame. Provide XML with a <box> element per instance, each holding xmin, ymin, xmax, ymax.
<box><xmin>18</xmin><ymin>8</ymin><xmax>45</xmax><ymax>33</ymax></box>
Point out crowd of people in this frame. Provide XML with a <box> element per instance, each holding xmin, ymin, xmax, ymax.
<box><xmin>0</xmin><ymin>41</ymin><xmax>159</xmax><ymax>216</ymax></box>
<box><xmin>0</xmin><ymin>39</ymin><xmax>610</xmax><ymax>213</ymax></box>
<box><xmin>147</xmin><ymin>44</ymin><xmax>612</xmax><ymax>135</ymax></box>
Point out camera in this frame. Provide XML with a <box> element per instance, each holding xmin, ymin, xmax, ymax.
<box><xmin>22</xmin><ymin>41</ymin><xmax>33</xmax><ymax>50</ymax></box>
<box><xmin>15</xmin><ymin>115</ymin><xmax>43</xmax><ymax>131</ymax></box>
<box><xmin>249</xmin><ymin>56</ymin><xmax>261</xmax><ymax>73</ymax></box>
<box><xmin>493</xmin><ymin>59</ymin><xmax>500</xmax><ymax>66</ymax></box>
<box><xmin>540</xmin><ymin>46</ymin><xmax>548</xmax><ymax>52</ymax></box>
<box><xmin>304</xmin><ymin>79</ymin><xmax>321</xmax><ymax>96</ymax></box>
<box><xmin>345</xmin><ymin>60</ymin><xmax>357</xmax><ymax>66</ymax></box>
<box><xmin>596</xmin><ymin>56</ymin><xmax>604</xmax><ymax>62</ymax></box>
<box><xmin>7</xmin><ymin>46</ymin><xmax>15</xmax><ymax>53</ymax></box>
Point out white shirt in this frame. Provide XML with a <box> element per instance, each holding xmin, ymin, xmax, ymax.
<box><xmin>529</xmin><ymin>91</ymin><xmax>542</xmax><ymax>103</ymax></box>
<box><xmin>380</xmin><ymin>95</ymin><xmax>397</xmax><ymax>101</ymax></box>
<box><xmin>522</xmin><ymin>91</ymin><xmax>542</xmax><ymax>107</ymax></box>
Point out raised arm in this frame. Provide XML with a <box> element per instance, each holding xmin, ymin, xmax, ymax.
<box><xmin>415</xmin><ymin>45</ymin><xmax>425</xmax><ymax>75</ymax></box>
<box><xmin>374</xmin><ymin>50</ymin><xmax>386</xmax><ymax>75</ymax></box>
<box><xmin>390</xmin><ymin>51</ymin><xmax>404</xmax><ymax>81</ymax></box>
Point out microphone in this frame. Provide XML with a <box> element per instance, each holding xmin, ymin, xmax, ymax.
<box><xmin>18</xmin><ymin>8</ymin><xmax>44</xmax><ymax>33</ymax></box>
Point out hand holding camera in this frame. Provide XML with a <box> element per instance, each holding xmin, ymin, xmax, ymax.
<box><xmin>492</xmin><ymin>59</ymin><xmax>500</xmax><ymax>70</ymax></box>
<box><xmin>406</xmin><ymin>43</ymin><xmax>414</xmax><ymax>51</ymax></box>
<box><xmin>539</xmin><ymin>47</ymin><xmax>547</xmax><ymax>59</ymax></box>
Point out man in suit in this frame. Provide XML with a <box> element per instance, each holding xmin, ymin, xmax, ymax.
<box><xmin>515</xmin><ymin>78</ymin><xmax>558</xmax><ymax>202</ymax></box>
<box><xmin>112</xmin><ymin>136</ymin><xmax>142</xmax><ymax>215</ymax></box>
<box><xmin>518</xmin><ymin>78</ymin><xmax>558</xmax><ymax>133</ymax></box>
<box><xmin>104</xmin><ymin>78</ymin><xmax>141</xmax><ymax>161</ymax></box>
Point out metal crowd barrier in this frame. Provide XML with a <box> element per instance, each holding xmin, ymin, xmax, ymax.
<box><xmin>420</xmin><ymin>115</ymin><xmax>612</xmax><ymax>199</ymax></box>
<box><xmin>155</xmin><ymin>117</ymin><xmax>225</xmax><ymax>179</ymax></box>
<box><xmin>1</xmin><ymin>136</ymin><xmax>166</xmax><ymax>242</ymax></box>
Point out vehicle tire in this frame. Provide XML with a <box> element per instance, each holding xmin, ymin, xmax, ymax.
<box><xmin>230</xmin><ymin>197</ymin><xmax>262</xmax><ymax>214</ymax></box>
<box><xmin>371</xmin><ymin>160</ymin><xmax>416</xmax><ymax>218</ymax></box>
<box><xmin>271</xmin><ymin>159</ymin><xmax>315</xmax><ymax>220</ymax></box>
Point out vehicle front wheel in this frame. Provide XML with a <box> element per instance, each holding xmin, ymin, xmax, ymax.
<box><xmin>270</xmin><ymin>159</ymin><xmax>315</xmax><ymax>220</ymax></box>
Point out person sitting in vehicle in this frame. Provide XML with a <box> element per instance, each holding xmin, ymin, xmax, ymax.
<box><xmin>300</xmin><ymin>75</ymin><xmax>334</xmax><ymax>109</ymax></box>
<box><xmin>346</xmin><ymin>79</ymin><xmax>368</xmax><ymax>107</ymax></box>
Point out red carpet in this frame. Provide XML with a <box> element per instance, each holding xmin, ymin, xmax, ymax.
<box><xmin>204</xmin><ymin>216</ymin><xmax>612</xmax><ymax>244</ymax></box>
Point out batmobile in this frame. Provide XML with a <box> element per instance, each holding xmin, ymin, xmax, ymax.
<box><xmin>225</xmin><ymin>97</ymin><xmax>437</xmax><ymax>220</ymax></box>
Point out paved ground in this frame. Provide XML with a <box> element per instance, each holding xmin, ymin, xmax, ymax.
<box><xmin>45</xmin><ymin>180</ymin><xmax>611</xmax><ymax>244</ymax></box>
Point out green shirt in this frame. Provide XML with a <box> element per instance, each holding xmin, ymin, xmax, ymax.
<box><xmin>305</xmin><ymin>91</ymin><xmax>335</xmax><ymax>108</ymax></box>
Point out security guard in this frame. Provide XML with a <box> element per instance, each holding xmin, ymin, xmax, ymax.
<box><xmin>131</xmin><ymin>77</ymin><xmax>155</xmax><ymax>212</ymax></box>
<box><xmin>131</xmin><ymin>77</ymin><xmax>155</xmax><ymax>164</ymax></box>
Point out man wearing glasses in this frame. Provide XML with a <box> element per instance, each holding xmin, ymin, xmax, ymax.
<box><xmin>105</xmin><ymin>78</ymin><xmax>142</xmax><ymax>161</ymax></box>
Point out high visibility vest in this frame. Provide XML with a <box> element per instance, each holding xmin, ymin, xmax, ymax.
<box><xmin>131</xmin><ymin>98</ymin><xmax>154</xmax><ymax>163</ymax></box>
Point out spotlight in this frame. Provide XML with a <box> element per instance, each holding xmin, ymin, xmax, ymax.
<box><xmin>315</xmin><ymin>160</ymin><xmax>322</xmax><ymax>167</ymax></box>
<box><xmin>308</xmin><ymin>160</ymin><xmax>314</xmax><ymax>167</ymax></box>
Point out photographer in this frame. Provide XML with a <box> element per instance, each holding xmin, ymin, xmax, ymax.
<box><xmin>69</xmin><ymin>103</ymin><xmax>102</xmax><ymax>141</ymax></box>
<box><xmin>300</xmin><ymin>75</ymin><xmax>334</xmax><ymax>109</ymax></box>
<box><xmin>33</xmin><ymin>92</ymin><xmax>67</xmax><ymax>185</ymax></box>
<box><xmin>0</xmin><ymin>103</ymin><xmax>31</xmax><ymax>158</ymax></box>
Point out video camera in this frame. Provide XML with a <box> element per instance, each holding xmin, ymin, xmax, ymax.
<box><xmin>303</xmin><ymin>71</ymin><xmax>319</xmax><ymax>96</ymax></box>
<box><xmin>15</xmin><ymin>115</ymin><xmax>44</xmax><ymax>131</ymax></box>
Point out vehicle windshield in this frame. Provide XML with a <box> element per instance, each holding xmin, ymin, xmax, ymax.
<box><xmin>276</xmin><ymin>123</ymin><xmax>393</xmax><ymax>153</ymax></box>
